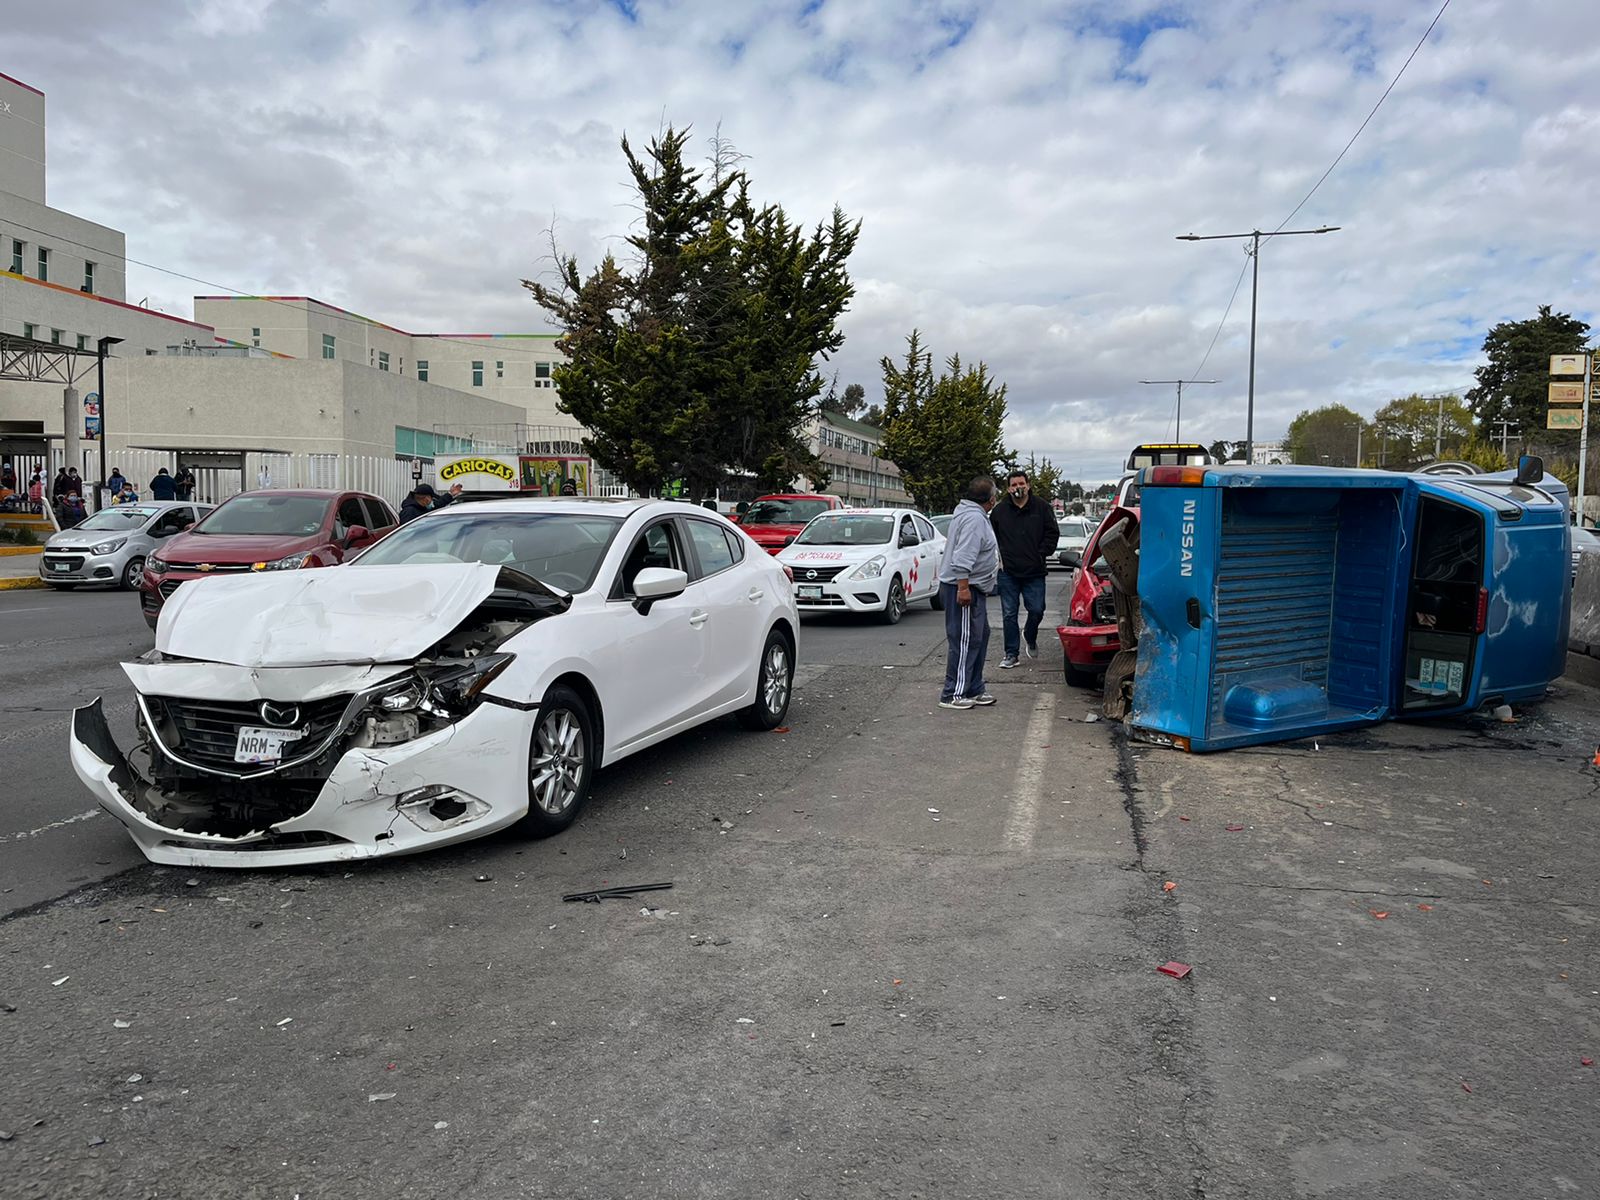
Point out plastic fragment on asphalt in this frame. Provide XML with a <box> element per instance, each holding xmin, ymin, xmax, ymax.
<box><xmin>1162</xmin><ymin>881</ymin><xmax>1177</xmax><ymax>893</ymax></box>
<box><xmin>928</xmin><ymin>808</ymin><xmax>940</xmax><ymax>814</ymax></box>
<box><xmin>1225</xmin><ymin>824</ymin><xmax>1245</xmax><ymax>832</ymax></box>
<box><xmin>126</xmin><ymin>1074</ymin><xmax>142</xmax><ymax>1084</ymax></box>
<box><xmin>1418</xmin><ymin>904</ymin><xmax>1434</xmax><ymax>912</ymax></box>
<box><xmin>368</xmin><ymin>1093</ymin><xmax>396</xmax><ymax>1102</ymax></box>
<box><xmin>474</xmin><ymin>875</ymin><xmax>493</xmax><ymax>883</ymax></box>
<box><xmin>1491</xmin><ymin>704</ymin><xmax>1514</xmax><ymax>722</ymax></box>
<box><xmin>113</xmin><ymin>1019</ymin><xmax>131</xmax><ymax>1029</ymax></box>
<box><xmin>88</xmin><ymin>1136</ymin><xmax>106</xmax><ymax>1147</ymax></box>
<box><xmin>51</xmin><ymin>976</ymin><xmax>68</xmax><ymax>987</ymax></box>
<box><xmin>735</xmin><ymin>1017</ymin><xmax>754</xmax><ymax>1024</ymax></box>
<box><xmin>1461</xmin><ymin>1082</ymin><xmax>1473</xmax><ymax>1094</ymax></box>
<box><xmin>434</xmin><ymin>1121</ymin><xmax>449</xmax><ymax>1130</ymax></box>
<box><xmin>1582</xmin><ymin>1058</ymin><xmax>1594</xmax><ymax>1068</ymax></box>
<box><xmin>1178</xmin><ymin>815</ymin><xmax>1190</xmax><ymax>822</ymax></box>
<box><xmin>1084</xmin><ymin>713</ymin><xmax>1101</xmax><ymax>723</ymax></box>
<box><xmin>1370</xmin><ymin>911</ymin><xmax>1390</xmax><ymax>920</ymax></box>
<box><xmin>771</xmin><ymin>726</ymin><xmax>790</xmax><ymax>734</ymax></box>
<box><xmin>1157</xmin><ymin>961</ymin><xmax>1191</xmax><ymax>979</ymax></box>
<box><xmin>276</xmin><ymin>1017</ymin><xmax>293</xmax><ymax>1026</ymax></box>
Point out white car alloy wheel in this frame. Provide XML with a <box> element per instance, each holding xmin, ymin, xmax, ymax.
<box><xmin>738</xmin><ymin>630</ymin><xmax>793</xmax><ymax>730</ymax></box>
<box><xmin>521</xmin><ymin>685</ymin><xmax>594</xmax><ymax>834</ymax></box>
<box><xmin>880</xmin><ymin>576</ymin><xmax>905</xmax><ymax>625</ymax></box>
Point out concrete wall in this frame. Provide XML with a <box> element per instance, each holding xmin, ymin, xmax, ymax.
<box><xmin>193</xmin><ymin>297</ymin><xmax>571</xmax><ymax>426</ymax></box>
<box><xmin>0</xmin><ymin>272</ymin><xmax>203</xmax><ymax>350</ymax></box>
<box><xmin>1569</xmin><ymin>552</ymin><xmax>1600</xmax><ymax>657</ymax></box>
<box><xmin>0</xmin><ymin>354</ymin><xmax>526</xmax><ymax>462</ymax></box>
<box><xmin>0</xmin><ymin>72</ymin><xmax>46</xmax><ymax>205</ymax></box>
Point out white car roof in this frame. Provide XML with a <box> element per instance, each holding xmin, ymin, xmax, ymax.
<box><xmin>429</xmin><ymin>497</ymin><xmax>695</xmax><ymax>519</ymax></box>
<box><xmin>813</xmin><ymin>507</ymin><xmax>921</xmax><ymax>518</ymax></box>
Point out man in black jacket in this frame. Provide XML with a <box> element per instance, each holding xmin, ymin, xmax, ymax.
<box><xmin>989</xmin><ymin>469</ymin><xmax>1060</xmax><ymax>668</ymax></box>
<box><xmin>398</xmin><ymin>482</ymin><xmax>463</xmax><ymax>523</ymax></box>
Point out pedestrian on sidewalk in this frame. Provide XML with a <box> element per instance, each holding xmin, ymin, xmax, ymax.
<box><xmin>0</xmin><ymin>461</ymin><xmax>14</xmax><ymax>492</ymax></box>
<box><xmin>28</xmin><ymin>470</ymin><xmax>44</xmax><ymax>514</ymax></box>
<box><xmin>66</xmin><ymin>468</ymin><xmax>83</xmax><ymax>498</ymax></box>
<box><xmin>149</xmin><ymin>468</ymin><xmax>177</xmax><ymax>501</ymax></box>
<box><xmin>938</xmin><ymin>476</ymin><xmax>1001</xmax><ymax>710</ymax></box>
<box><xmin>60</xmin><ymin>491</ymin><xmax>87</xmax><ymax>527</ymax></box>
<box><xmin>174</xmin><ymin>464</ymin><xmax>196</xmax><ymax>500</ymax></box>
<box><xmin>106</xmin><ymin>466</ymin><xmax>126</xmax><ymax>499</ymax></box>
<box><xmin>991</xmin><ymin>469</ymin><xmax>1059</xmax><ymax>669</ymax></box>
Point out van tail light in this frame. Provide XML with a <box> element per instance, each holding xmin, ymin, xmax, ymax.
<box><xmin>1473</xmin><ymin>587</ymin><xmax>1489</xmax><ymax>634</ymax></box>
<box><xmin>1148</xmin><ymin>466</ymin><xmax>1208</xmax><ymax>486</ymax></box>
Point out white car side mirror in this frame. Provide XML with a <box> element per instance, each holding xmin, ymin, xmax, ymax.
<box><xmin>633</xmin><ymin>567</ymin><xmax>688</xmax><ymax>614</ymax></box>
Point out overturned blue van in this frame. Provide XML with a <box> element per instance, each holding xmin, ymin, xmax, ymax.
<box><xmin>1130</xmin><ymin>460</ymin><xmax>1570</xmax><ymax>752</ymax></box>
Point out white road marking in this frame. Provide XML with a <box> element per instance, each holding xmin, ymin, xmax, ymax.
<box><xmin>0</xmin><ymin>808</ymin><xmax>102</xmax><ymax>843</ymax></box>
<box><xmin>1001</xmin><ymin>692</ymin><xmax>1058</xmax><ymax>850</ymax></box>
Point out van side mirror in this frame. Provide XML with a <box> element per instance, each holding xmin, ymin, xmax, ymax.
<box><xmin>1515</xmin><ymin>454</ymin><xmax>1544</xmax><ymax>486</ymax></box>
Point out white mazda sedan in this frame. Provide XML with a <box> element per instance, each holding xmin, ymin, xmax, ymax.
<box><xmin>69</xmin><ymin>499</ymin><xmax>799</xmax><ymax>868</ymax></box>
<box><xmin>776</xmin><ymin>508</ymin><xmax>944</xmax><ymax>624</ymax></box>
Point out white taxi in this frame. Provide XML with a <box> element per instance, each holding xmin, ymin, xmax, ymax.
<box><xmin>776</xmin><ymin>508</ymin><xmax>945</xmax><ymax>624</ymax></box>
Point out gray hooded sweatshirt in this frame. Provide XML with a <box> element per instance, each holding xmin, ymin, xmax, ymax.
<box><xmin>937</xmin><ymin>498</ymin><xmax>999</xmax><ymax>592</ymax></box>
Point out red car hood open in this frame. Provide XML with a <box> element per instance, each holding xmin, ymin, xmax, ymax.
<box><xmin>159</xmin><ymin>529</ymin><xmax>328</xmax><ymax>565</ymax></box>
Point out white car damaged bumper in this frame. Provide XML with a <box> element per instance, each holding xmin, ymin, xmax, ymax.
<box><xmin>70</xmin><ymin>694</ymin><xmax>532</xmax><ymax>868</ymax></box>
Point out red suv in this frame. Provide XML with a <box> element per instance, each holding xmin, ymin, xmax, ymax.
<box><xmin>140</xmin><ymin>489</ymin><xmax>398</xmax><ymax>629</ymax></box>
<box><xmin>735</xmin><ymin>493</ymin><xmax>844</xmax><ymax>554</ymax></box>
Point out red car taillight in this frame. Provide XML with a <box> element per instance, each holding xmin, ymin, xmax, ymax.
<box><xmin>1473</xmin><ymin>587</ymin><xmax>1489</xmax><ymax>634</ymax></box>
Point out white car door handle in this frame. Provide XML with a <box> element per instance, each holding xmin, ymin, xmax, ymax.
<box><xmin>747</xmin><ymin>588</ymin><xmax>764</xmax><ymax>602</ymax></box>
<box><xmin>688</xmin><ymin>610</ymin><xmax>710</xmax><ymax>628</ymax></box>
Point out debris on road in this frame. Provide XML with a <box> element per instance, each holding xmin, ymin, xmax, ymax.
<box><xmin>1461</xmin><ymin>1082</ymin><xmax>1473</xmax><ymax>1094</ymax></box>
<box><xmin>1157</xmin><ymin>961</ymin><xmax>1192</xmax><ymax>979</ymax></box>
<box><xmin>112</xmin><ymin>1019</ymin><xmax>131</xmax><ymax>1029</ymax></box>
<box><xmin>276</xmin><ymin>1017</ymin><xmax>293</xmax><ymax>1026</ymax></box>
<box><xmin>1370</xmin><ymin>911</ymin><xmax>1390</xmax><ymax>920</ymax></box>
<box><xmin>1582</xmin><ymin>1058</ymin><xmax>1594</xmax><ymax>1068</ymax></box>
<box><xmin>1162</xmin><ymin>881</ymin><xmax>1178</xmax><ymax>893</ymax></box>
<box><xmin>434</xmin><ymin>1121</ymin><xmax>450</xmax><ymax>1130</ymax></box>
<box><xmin>736</xmin><ymin>1018</ymin><xmax>754</xmax><ymax>1025</ymax></box>
<box><xmin>368</xmin><ymin>1093</ymin><xmax>397</xmax><ymax>1103</ymax></box>
<box><xmin>1084</xmin><ymin>713</ymin><xmax>1101</xmax><ymax>723</ymax></box>
<box><xmin>50</xmin><ymin>976</ymin><xmax>68</xmax><ymax>987</ymax></box>
<box><xmin>562</xmin><ymin>882</ymin><xmax>674</xmax><ymax>904</ymax></box>
<box><xmin>1225</xmin><ymin>824</ymin><xmax>1245</xmax><ymax>832</ymax></box>
<box><xmin>771</xmin><ymin>726</ymin><xmax>790</xmax><ymax>734</ymax></box>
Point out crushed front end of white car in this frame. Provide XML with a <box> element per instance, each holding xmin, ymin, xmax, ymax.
<box><xmin>70</xmin><ymin>563</ymin><xmax>561</xmax><ymax>868</ymax></box>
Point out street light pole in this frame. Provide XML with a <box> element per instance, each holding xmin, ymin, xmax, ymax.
<box><xmin>1138</xmin><ymin>378</ymin><xmax>1218</xmax><ymax>442</ymax></box>
<box><xmin>95</xmin><ymin>335</ymin><xmax>124</xmax><ymax>512</ymax></box>
<box><xmin>1177</xmin><ymin>225</ymin><xmax>1340</xmax><ymax>466</ymax></box>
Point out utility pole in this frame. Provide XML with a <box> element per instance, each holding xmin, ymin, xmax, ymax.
<box><xmin>1177</xmin><ymin>225</ymin><xmax>1340</xmax><ymax>465</ymax></box>
<box><xmin>1355</xmin><ymin>422</ymin><xmax>1363</xmax><ymax>469</ymax></box>
<box><xmin>1138</xmin><ymin>378</ymin><xmax>1218</xmax><ymax>441</ymax></box>
<box><xmin>1491</xmin><ymin>418</ymin><xmax>1518</xmax><ymax>460</ymax></box>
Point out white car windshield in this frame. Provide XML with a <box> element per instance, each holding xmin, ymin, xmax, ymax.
<box><xmin>795</xmin><ymin>514</ymin><xmax>895</xmax><ymax>546</ymax></box>
<box><xmin>355</xmin><ymin>511</ymin><xmax>624</xmax><ymax>591</ymax></box>
<box><xmin>74</xmin><ymin>506</ymin><xmax>159</xmax><ymax>531</ymax></box>
<box><xmin>196</xmin><ymin>495</ymin><xmax>329</xmax><ymax>536</ymax></box>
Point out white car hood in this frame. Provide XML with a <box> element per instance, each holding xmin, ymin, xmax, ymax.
<box><xmin>156</xmin><ymin>563</ymin><xmax>508</xmax><ymax>668</ymax></box>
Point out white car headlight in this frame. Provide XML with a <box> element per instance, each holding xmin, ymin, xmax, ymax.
<box><xmin>849</xmin><ymin>554</ymin><xmax>887</xmax><ymax>580</ymax></box>
<box><xmin>90</xmin><ymin>538</ymin><xmax>127</xmax><ymax>556</ymax></box>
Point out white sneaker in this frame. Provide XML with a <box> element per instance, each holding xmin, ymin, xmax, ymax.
<box><xmin>969</xmin><ymin>693</ymin><xmax>997</xmax><ymax>706</ymax></box>
<box><xmin>939</xmin><ymin>696</ymin><xmax>976</xmax><ymax>710</ymax></box>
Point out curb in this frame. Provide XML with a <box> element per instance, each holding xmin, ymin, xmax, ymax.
<box><xmin>0</xmin><ymin>576</ymin><xmax>45</xmax><ymax>591</ymax></box>
<box><xmin>0</xmin><ymin>546</ymin><xmax>43</xmax><ymax>557</ymax></box>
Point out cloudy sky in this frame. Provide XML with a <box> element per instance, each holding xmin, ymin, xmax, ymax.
<box><xmin>11</xmin><ymin>0</ymin><xmax>1599</xmax><ymax>480</ymax></box>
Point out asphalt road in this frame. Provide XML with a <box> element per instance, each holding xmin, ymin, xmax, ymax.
<box><xmin>2</xmin><ymin>579</ymin><xmax>1597</xmax><ymax>1198</ymax></box>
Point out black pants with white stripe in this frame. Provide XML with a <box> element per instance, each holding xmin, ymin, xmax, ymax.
<box><xmin>940</xmin><ymin>582</ymin><xmax>991</xmax><ymax>701</ymax></box>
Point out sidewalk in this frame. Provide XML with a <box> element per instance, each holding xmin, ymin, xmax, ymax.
<box><xmin>0</xmin><ymin>547</ymin><xmax>44</xmax><ymax>590</ymax></box>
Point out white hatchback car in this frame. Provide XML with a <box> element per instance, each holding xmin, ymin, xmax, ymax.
<box><xmin>777</xmin><ymin>508</ymin><xmax>944</xmax><ymax>623</ymax></box>
<box><xmin>70</xmin><ymin>499</ymin><xmax>799</xmax><ymax>868</ymax></box>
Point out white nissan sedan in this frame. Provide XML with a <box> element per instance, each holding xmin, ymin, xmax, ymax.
<box><xmin>776</xmin><ymin>508</ymin><xmax>944</xmax><ymax>623</ymax></box>
<box><xmin>69</xmin><ymin>499</ymin><xmax>799</xmax><ymax>868</ymax></box>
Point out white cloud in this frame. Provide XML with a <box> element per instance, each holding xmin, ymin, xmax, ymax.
<box><xmin>8</xmin><ymin>0</ymin><xmax>1598</xmax><ymax>480</ymax></box>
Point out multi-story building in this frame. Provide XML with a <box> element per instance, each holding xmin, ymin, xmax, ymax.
<box><xmin>804</xmin><ymin>410</ymin><xmax>913</xmax><ymax>508</ymax></box>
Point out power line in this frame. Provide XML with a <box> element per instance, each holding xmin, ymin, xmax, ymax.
<box><xmin>1270</xmin><ymin>0</ymin><xmax>1451</xmax><ymax>238</ymax></box>
<box><xmin>0</xmin><ymin>214</ymin><xmax>566</xmax><ymax>362</ymax></box>
<box><xmin>1183</xmin><ymin>0</ymin><xmax>1450</xmax><ymax>391</ymax></box>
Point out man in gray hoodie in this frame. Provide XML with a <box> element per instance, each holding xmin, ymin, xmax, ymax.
<box><xmin>937</xmin><ymin>476</ymin><xmax>1001</xmax><ymax>709</ymax></box>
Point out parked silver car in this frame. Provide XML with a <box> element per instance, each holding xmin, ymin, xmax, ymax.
<box><xmin>41</xmin><ymin>501</ymin><xmax>213</xmax><ymax>591</ymax></box>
